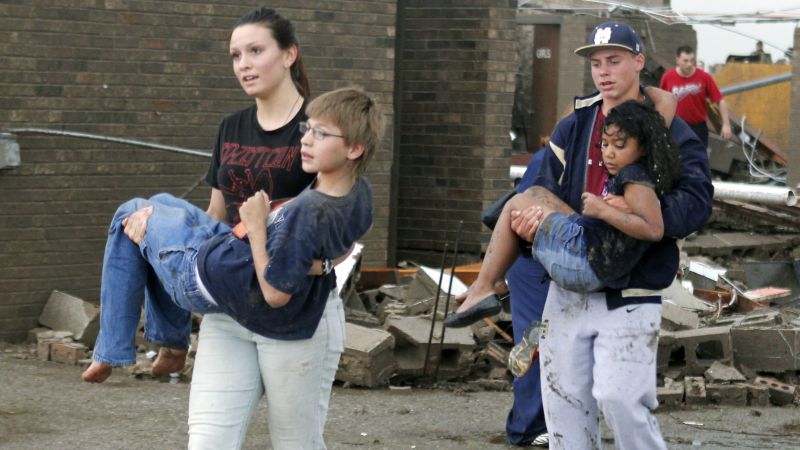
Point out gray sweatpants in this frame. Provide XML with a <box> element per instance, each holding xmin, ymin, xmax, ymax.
<box><xmin>539</xmin><ymin>283</ymin><xmax>667</xmax><ymax>450</ymax></box>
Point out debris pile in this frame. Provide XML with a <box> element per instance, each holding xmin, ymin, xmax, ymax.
<box><xmin>25</xmin><ymin>224</ymin><xmax>800</xmax><ymax>410</ymax></box>
<box><xmin>655</xmin><ymin>230</ymin><xmax>800</xmax><ymax>408</ymax></box>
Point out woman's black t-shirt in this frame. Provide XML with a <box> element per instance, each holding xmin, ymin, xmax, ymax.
<box><xmin>205</xmin><ymin>103</ymin><xmax>314</xmax><ymax>225</ymax></box>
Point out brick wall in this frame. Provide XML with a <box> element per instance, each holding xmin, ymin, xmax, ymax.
<box><xmin>395</xmin><ymin>0</ymin><xmax>517</xmax><ymax>265</ymax></box>
<box><xmin>789</xmin><ymin>28</ymin><xmax>800</xmax><ymax>190</ymax></box>
<box><xmin>0</xmin><ymin>1</ymin><xmax>395</xmax><ymax>341</ymax></box>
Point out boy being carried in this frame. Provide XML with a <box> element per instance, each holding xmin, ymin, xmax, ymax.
<box><xmin>83</xmin><ymin>86</ymin><xmax>384</xmax><ymax>382</ymax></box>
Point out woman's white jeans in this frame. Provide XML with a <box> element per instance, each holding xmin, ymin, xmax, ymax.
<box><xmin>188</xmin><ymin>290</ymin><xmax>345</xmax><ymax>450</ymax></box>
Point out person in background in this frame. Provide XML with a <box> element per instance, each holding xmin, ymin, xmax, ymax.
<box><xmin>660</xmin><ymin>45</ymin><xmax>732</xmax><ymax>148</ymax></box>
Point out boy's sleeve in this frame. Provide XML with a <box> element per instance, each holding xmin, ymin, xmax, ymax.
<box><xmin>263</xmin><ymin>207</ymin><xmax>318</xmax><ymax>295</ymax></box>
<box><xmin>662</xmin><ymin>119</ymin><xmax>714</xmax><ymax>238</ymax></box>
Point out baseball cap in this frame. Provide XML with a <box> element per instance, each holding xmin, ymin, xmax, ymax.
<box><xmin>574</xmin><ymin>22</ymin><xmax>644</xmax><ymax>58</ymax></box>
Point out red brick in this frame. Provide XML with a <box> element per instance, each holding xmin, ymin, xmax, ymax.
<box><xmin>50</xmin><ymin>342</ymin><xmax>88</xmax><ymax>365</ymax></box>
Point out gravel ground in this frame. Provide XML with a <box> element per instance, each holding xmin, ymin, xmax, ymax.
<box><xmin>2</xmin><ymin>343</ymin><xmax>799</xmax><ymax>450</ymax></box>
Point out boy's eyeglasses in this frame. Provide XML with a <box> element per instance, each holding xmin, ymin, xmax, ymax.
<box><xmin>299</xmin><ymin>121</ymin><xmax>344</xmax><ymax>141</ymax></box>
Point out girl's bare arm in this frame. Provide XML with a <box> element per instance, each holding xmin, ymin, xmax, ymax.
<box><xmin>581</xmin><ymin>183</ymin><xmax>664</xmax><ymax>241</ymax></box>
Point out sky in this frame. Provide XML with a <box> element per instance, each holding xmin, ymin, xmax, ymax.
<box><xmin>670</xmin><ymin>0</ymin><xmax>799</xmax><ymax>67</ymax></box>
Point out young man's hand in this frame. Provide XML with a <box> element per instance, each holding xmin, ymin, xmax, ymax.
<box><xmin>510</xmin><ymin>206</ymin><xmax>544</xmax><ymax>243</ymax></box>
<box><xmin>239</xmin><ymin>191</ymin><xmax>271</xmax><ymax>235</ymax></box>
<box><xmin>122</xmin><ymin>206</ymin><xmax>153</xmax><ymax>244</ymax></box>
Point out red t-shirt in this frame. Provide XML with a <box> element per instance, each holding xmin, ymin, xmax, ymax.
<box><xmin>586</xmin><ymin>109</ymin><xmax>608</xmax><ymax>196</ymax></box>
<box><xmin>659</xmin><ymin>68</ymin><xmax>723</xmax><ymax>125</ymax></box>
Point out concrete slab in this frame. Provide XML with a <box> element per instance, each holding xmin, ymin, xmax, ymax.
<box><xmin>683</xmin><ymin>232</ymin><xmax>794</xmax><ymax>257</ymax></box>
<box><xmin>38</xmin><ymin>290</ymin><xmax>99</xmax><ymax>347</ymax></box>
<box><xmin>336</xmin><ymin>323</ymin><xmax>397</xmax><ymax>387</ymax></box>
<box><xmin>661</xmin><ymin>300</ymin><xmax>700</xmax><ymax>331</ymax></box>
<box><xmin>731</xmin><ymin>327</ymin><xmax>800</xmax><ymax>372</ymax></box>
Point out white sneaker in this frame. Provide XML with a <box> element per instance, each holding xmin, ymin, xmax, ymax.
<box><xmin>531</xmin><ymin>432</ymin><xmax>549</xmax><ymax>447</ymax></box>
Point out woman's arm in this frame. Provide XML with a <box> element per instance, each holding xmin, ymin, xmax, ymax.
<box><xmin>206</xmin><ymin>188</ymin><xmax>227</xmax><ymax>222</ymax></box>
<box><xmin>239</xmin><ymin>191</ymin><xmax>292</xmax><ymax>308</ymax></box>
<box><xmin>581</xmin><ymin>183</ymin><xmax>664</xmax><ymax>242</ymax></box>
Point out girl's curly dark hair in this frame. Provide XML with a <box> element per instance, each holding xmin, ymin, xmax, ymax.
<box><xmin>603</xmin><ymin>99</ymin><xmax>681</xmax><ymax>196</ymax></box>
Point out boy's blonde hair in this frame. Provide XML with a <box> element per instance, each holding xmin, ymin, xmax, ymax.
<box><xmin>306</xmin><ymin>86</ymin><xmax>385</xmax><ymax>176</ymax></box>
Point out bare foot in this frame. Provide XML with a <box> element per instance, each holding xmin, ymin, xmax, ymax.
<box><xmin>151</xmin><ymin>347</ymin><xmax>187</xmax><ymax>377</ymax></box>
<box><xmin>82</xmin><ymin>361</ymin><xmax>113</xmax><ymax>383</ymax></box>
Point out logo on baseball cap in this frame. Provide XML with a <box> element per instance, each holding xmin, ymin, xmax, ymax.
<box><xmin>574</xmin><ymin>22</ymin><xmax>643</xmax><ymax>58</ymax></box>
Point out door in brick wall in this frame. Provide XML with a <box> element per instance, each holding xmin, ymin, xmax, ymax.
<box><xmin>531</xmin><ymin>24</ymin><xmax>560</xmax><ymax>148</ymax></box>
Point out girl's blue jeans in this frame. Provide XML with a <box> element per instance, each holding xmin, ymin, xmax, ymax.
<box><xmin>532</xmin><ymin>212</ymin><xmax>604</xmax><ymax>293</ymax></box>
<box><xmin>92</xmin><ymin>194</ymin><xmax>229</xmax><ymax>366</ymax></box>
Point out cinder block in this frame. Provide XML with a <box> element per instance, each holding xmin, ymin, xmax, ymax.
<box><xmin>665</xmin><ymin>326</ymin><xmax>733</xmax><ymax>375</ymax></box>
<box><xmin>657</xmin><ymin>378</ymin><xmax>684</xmax><ymax>407</ymax></box>
<box><xmin>684</xmin><ymin>376</ymin><xmax>707</xmax><ymax>405</ymax></box>
<box><xmin>336</xmin><ymin>323</ymin><xmax>397</xmax><ymax>387</ymax></box>
<box><xmin>741</xmin><ymin>383</ymin><xmax>771</xmax><ymax>407</ymax></box>
<box><xmin>731</xmin><ymin>327</ymin><xmax>800</xmax><ymax>372</ymax></box>
<box><xmin>706</xmin><ymin>383</ymin><xmax>747</xmax><ymax>406</ymax></box>
<box><xmin>50</xmin><ymin>342</ymin><xmax>88</xmax><ymax>365</ymax></box>
<box><xmin>38</xmin><ymin>290</ymin><xmax>99</xmax><ymax>347</ymax></box>
<box><xmin>384</xmin><ymin>316</ymin><xmax>475</xmax><ymax>379</ymax></box>
<box><xmin>754</xmin><ymin>376</ymin><xmax>797</xmax><ymax>406</ymax></box>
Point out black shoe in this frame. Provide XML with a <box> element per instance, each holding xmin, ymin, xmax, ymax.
<box><xmin>443</xmin><ymin>293</ymin><xmax>502</xmax><ymax>328</ymax></box>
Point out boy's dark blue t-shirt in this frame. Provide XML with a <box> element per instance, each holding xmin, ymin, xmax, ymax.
<box><xmin>196</xmin><ymin>177</ymin><xmax>373</xmax><ymax>340</ymax></box>
<box><xmin>578</xmin><ymin>163</ymin><xmax>655</xmax><ymax>289</ymax></box>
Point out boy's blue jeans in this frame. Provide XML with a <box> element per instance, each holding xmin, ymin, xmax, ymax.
<box><xmin>92</xmin><ymin>194</ymin><xmax>228</xmax><ymax>366</ymax></box>
<box><xmin>532</xmin><ymin>212</ymin><xmax>604</xmax><ymax>293</ymax></box>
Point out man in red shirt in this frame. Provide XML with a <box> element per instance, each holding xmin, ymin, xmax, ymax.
<box><xmin>660</xmin><ymin>45</ymin><xmax>732</xmax><ymax>147</ymax></box>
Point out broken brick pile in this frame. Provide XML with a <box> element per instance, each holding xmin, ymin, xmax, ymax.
<box><xmin>26</xmin><ymin>230</ymin><xmax>800</xmax><ymax>410</ymax></box>
<box><xmin>655</xmin><ymin>232</ymin><xmax>800</xmax><ymax>408</ymax></box>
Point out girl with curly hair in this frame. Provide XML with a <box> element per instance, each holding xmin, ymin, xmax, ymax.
<box><xmin>445</xmin><ymin>99</ymin><xmax>681</xmax><ymax>328</ymax></box>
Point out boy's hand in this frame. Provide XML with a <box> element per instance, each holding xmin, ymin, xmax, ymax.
<box><xmin>122</xmin><ymin>206</ymin><xmax>153</xmax><ymax>244</ymax></box>
<box><xmin>581</xmin><ymin>192</ymin><xmax>607</xmax><ymax>219</ymax></box>
<box><xmin>239</xmin><ymin>191</ymin><xmax>271</xmax><ymax>235</ymax></box>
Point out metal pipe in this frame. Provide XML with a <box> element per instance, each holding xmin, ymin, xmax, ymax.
<box><xmin>435</xmin><ymin>220</ymin><xmax>463</xmax><ymax>381</ymax></box>
<box><xmin>423</xmin><ymin>242</ymin><xmax>448</xmax><ymax>378</ymax></box>
<box><xmin>712</xmin><ymin>181</ymin><xmax>797</xmax><ymax>207</ymax></box>
<box><xmin>3</xmin><ymin>127</ymin><xmax>212</xmax><ymax>158</ymax></box>
<box><xmin>511</xmin><ymin>166</ymin><xmax>798</xmax><ymax>207</ymax></box>
<box><xmin>719</xmin><ymin>72</ymin><xmax>791</xmax><ymax>96</ymax></box>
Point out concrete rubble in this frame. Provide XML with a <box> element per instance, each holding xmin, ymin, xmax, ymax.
<box><xmin>654</xmin><ymin>226</ymin><xmax>800</xmax><ymax>408</ymax></box>
<box><xmin>24</xmin><ymin>200</ymin><xmax>800</xmax><ymax>415</ymax></box>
